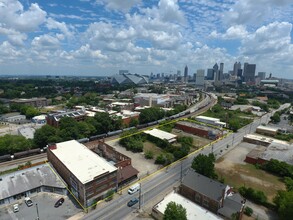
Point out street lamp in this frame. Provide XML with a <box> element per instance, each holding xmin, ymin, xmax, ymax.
<box><xmin>35</xmin><ymin>203</ymin><xmax>40</xmax><ymax>220</ymax></box>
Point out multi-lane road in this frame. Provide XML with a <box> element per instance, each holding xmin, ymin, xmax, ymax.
<box><xmin>82</xmin><ymin>103</ymin><xmax>291</xmax><ymax>220</ymax></box>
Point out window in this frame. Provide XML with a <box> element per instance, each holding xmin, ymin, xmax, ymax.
<box><xmin>195</xmin><ymin>193</ymin><xmax>201</xmax><ymax>202</ymax></box>
<box><xmin>203</xmin><ymin>198</ymin><xmax>209</xmax><ymax>207</ymax></box>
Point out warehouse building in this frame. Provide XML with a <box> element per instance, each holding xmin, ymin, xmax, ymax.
<box><xmin>0</xmin><ymin>165</ymin><xmax>67</xmax><ymax>207</ymax></box>
<box><xmin>195</xmin><ymin>116</ymin><xmax>226</xmax><ymax>127</ymax></box>
<box><xmin>243</xmin><ymin>134</ymin><xmax>273</xmax><ymax>146</ymax></box>
<box><xmin>256</xmin><ymin>125</ymin><xmax>279</xmax><ymax>137</ymax></box>
<box><xmin>144</xmin><ymin>128</ymin><xmax>177</xmax><ymax>143</ymax></box>
<box><xmin>46</xmin><ymin>110</ymin><xmax>86</xmax><ymax>127</ymax></box>
<box><xmin>175</xmin><ymin>121</ymin><xmax>222</xmax><ymax>140</ymax></box>
<box><xmin>10</xmin><ymin>97</ymin><xmax>51</xmax><ymax>107</ymax></box>
<box><xmin>47</xmin><ymin>140</ymin><xmax>118</xmax><ymax>207</ymax></box>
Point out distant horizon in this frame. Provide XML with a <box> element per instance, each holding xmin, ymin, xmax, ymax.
<box><xmin>0</xmin><ymin>1</ymin><xmax>292</xmax><ymax>78</ymax></box>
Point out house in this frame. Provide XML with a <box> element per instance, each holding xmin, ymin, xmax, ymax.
<box><xmin>179</xmin><ymin>169</ymin><xmax>245</xmax><ymax>220</ymax></box>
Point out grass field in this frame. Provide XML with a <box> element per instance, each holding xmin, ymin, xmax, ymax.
<box><xmin>215</xmin><ymin>163</ymin><xmax>285</xmax><ymax>202</ymax></box>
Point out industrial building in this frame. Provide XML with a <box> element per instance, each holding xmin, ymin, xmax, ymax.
<box><xmin>134</xmin><ymin>93</ymin><xmax>171</xmax><ymax>107</ymax></box>
<box><xmin>152</xmin><ymin>191</ymin><xmax>222</xmax><ymax>220</ymax></box>
<box><xmin>47</xmin><ymin>140</ymin><xmax>118</xmax><ymax>207</ymax></box>
<box><xmin>256</xmin><ymin>125</ymin><xmax>279</xmax><ymax>137</ymax></box>
<box><xmin>195</xmin><ymin>116</ymin><xmax>226</xmax><ymax>127</ymax></box>
<box><xmin>175</xmin><ymin>121</ymin><xmax>222</xmax><ymax>140</ymax></box>
<box><xmin>243</xmin><ymin>134</ymin><xmax>274</xmax><ymax>146</ymax></box>
<box><xmin>0</xmin><ymin>165</ymin><xmax>67</xmax><ymax>207</ymax></box>
<box><xmin>18</xmin><ymin>127</ymin><xmax>35</xmax><ymax>139</ymax></box>
<box><xmin>0</xmin><ymin>113</ymin><xmax>26</xmax><ymax>123</ymax></box>
<box><xmin>245</xmin><ymin>141</ymin><xmax>293</xmax><ymax>165</ymax></box>
<box><xmin>144</xmin><ymin>128</ymin><xmax>177</xmax><ymax>143</ymax></box>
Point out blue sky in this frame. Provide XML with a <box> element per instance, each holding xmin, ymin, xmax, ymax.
<box><xmin>0</xmin><ymin>0</ymin><xmax>292</xmax><ymax>78</ymax></box>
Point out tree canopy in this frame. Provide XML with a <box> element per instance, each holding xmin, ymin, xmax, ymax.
<box><xmin>163</xmin><ymin>201</ymin><xmax>187</xmax><ymax>220</ymax></box>
<box><xmin>274</xmin><ymin>190</ymin><xmax>293</xmax><ymax>220</ymax></box>
<box><xmin>0</xmin><ymin>135</ymin><xmax>33</xmax><ymax>156</ymax></box>
<box><xmin>191</xmin><ymin>153</ymin><xmax>218</xmax><ymax>179</ymax></box>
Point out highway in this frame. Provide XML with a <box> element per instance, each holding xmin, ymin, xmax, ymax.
<box><xmin>82</xmin><ymin>103</ymin><xmax>290</xmax><ymax>220</ymax></box>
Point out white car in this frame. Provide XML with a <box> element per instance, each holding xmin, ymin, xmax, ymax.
<box><xmin>24</xmin><ymin>197</ymin><xmax>33</xmax><ymax>207</ymax></box>
<box><xmin>13</xmin><ymin>204</ymin><xmax>19</xmax><ymax>212</ymax></box>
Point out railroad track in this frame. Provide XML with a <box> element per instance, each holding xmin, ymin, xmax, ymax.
<box><xmin>0</xmin><ymin>153</ymin><xmax>47</xmax><ymax>168</ymax></box>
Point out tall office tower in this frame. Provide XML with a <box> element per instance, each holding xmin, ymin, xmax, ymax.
<box><xmin>219</xmin><ymin>63</ymin><xmax>224</xmax><ymax>81</ymax></box>
<box><xmin>195</xmin><ymin>69</ymin><xmax>205</xmax><ymax>86</ymax></box>
<box><xmin>243</xmin><ymin>63</ymin><xmax>256</xmax><ymax>83</ymax></box>
<box><xmin>161</xmin><ymin>72</ymin><xmax>164</xmax><ymax>78</ymax></box>
<box><xmin>177</xmin><ymin>70</ymin><xmax>181</xmax><ymax>77</ymax></box>
<box><xmin>207</xmin><ymin>69</ymin><xmax>214</xmax><ymax>80</ymax></box>
<box><xmin>237</xmin><ymin>69</ymin><xmax>243</xmax><ymax>77</ymax></box>
<box><xmin>233</xmin><ymin>62</ymin><xmax>241</xmax><ymax>76</ymax></box>
<box><xmin>119</xmin><ymin>70</ymin><xmax>129</xmax><ymax>75</ymax></box>
<box><xmin>213</xmin><ymin>63</ymin><xmax>219</xmax><ymax>81</ymax></box>
<box><xmin>184</xmin><ymin>65</ymin><xmax>188</xmax><ymax>82</ymax></box>
<box><xmin>258</xmin><ymin>72</ymin><xmax>266</xmax><ymax>80</ymax></box>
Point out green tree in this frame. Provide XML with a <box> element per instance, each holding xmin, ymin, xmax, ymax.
<box><xmin>274</xmin><ymin>190</ymin><xmax>293</xmax><ymax>220</ymax></box>
<box><xmin>191</xmin><ymin>154</ymin><xmax>218</xmax><ymax>179</ymax></box>
<box><xmin>34</xmin><ymin>125</ymin><xmax>58</xmax><ymax>148</ymax></box>
<box><xmin>0</xmin><ymin>134</ymin><xmax>33</xmax><ymax>155</ymax></box>
<box><xmin>163</xmin><ymin>201</ymin><xmax>187</xmax><ymax>220</ymax></box>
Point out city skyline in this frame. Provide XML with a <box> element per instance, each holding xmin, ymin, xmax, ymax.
<box><xmin>0</xmin><ymin>0</ymin><xmax>292</xmax><ymax>79</ymax></box>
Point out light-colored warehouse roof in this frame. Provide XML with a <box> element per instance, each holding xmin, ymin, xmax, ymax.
<box><xmin>153</xmin><ymin>191</ymin><xmax>223</xmax><ymax>220</ymax></box>
<box><xmin>144</xmin><ymin>128</ymin><xmax>177</xmax><ymax>142</ymax></box>
<box><xmin>256</xmin><ymin>125</ymin><xmax>279</xmax><ymax>132</ymax></box>
<box><xmin>0</xmin><ymin>165</ymin><xmax>66</xmax><ymax>200</ymax></box>
<box><xmin>51</xmin><ymin>140</ymin><xmax>117</xmax><ymax>184</ymax></box>
<box><xmin>196</xmin><ymin>116</ymin><xmax>220</xmax><ymax>122</ymax></box>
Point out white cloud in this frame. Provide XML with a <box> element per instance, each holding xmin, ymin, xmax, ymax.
<box><xmin>96</xmin><ymin>0</ymin><xmax>141</xmax><ymax>12</ymax></box>
<box><xmin>46</xmin><ymin>18</ymin><xmax>74</xmax><ymax>38</ymax></box>
<box><xmin>0</xmin><ymin>0</ymin><xmax>47</xmax><ymax>32</ymax></box>
<box><xmin>210</xmin><ymin>25</ymin><xmax>248</xmax><ymax>39</ymax></box>
<box><xmin>224</xmin><ymin>0</ymin><xmax>293</xmax><ymax>25</ymax></box>
<box><xmin>31</xmin><ymin>34</ymin><xmax>60</xmax><ymax>50</ymax></box>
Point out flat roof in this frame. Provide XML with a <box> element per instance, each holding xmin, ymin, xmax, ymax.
<box><xmin>144</xmin><ymin>128</ymin><xmax>177</xmax><ymax>141</ymax></box>
<box><xmin>244</xmin><ymin>134</ymin><xmax>274</xmax><ymax>143</ymax></box>
<box><xmin>51</xmin><ymin>140</ymin><xmax>117</xmax><ymax>184</ymax></box>
<box><xmin>176</xmin><ymin>121</ymin><xmax>221</xmax><ymax>133</ymax></box>
<box><xmin>0</xmin><ymin>164</ymin><xmax>66</xmax><ymax>200</ymax></box>
<box><xmin>154</xmin><ymin>191</ymin><xmax>222</xmax><ymax>220</ymax></box>
<box><xmin>196</xmin><ymin>116</ymin><xmax>220</xmax><ymax>122</ymax></box>
<box><xmin>257</xmin><ymin>125</ymin><xmax>279</xmax><ymax>132</ymax></box>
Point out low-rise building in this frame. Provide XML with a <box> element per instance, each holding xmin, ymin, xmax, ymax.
<box><xmin>0</xmin><ymin>165</ymin><xmax>67</xmax><ymax>207</ymax></box>
<box><xmin>31</xmin><ymin>115</ymin><xmax>47</xmax><ymax>124</ymax></box>
<box><xmin>144</xmin><ymin>128</ymin><xmax>177</xmax><ymax>143</ymax></box>
<box><xmin>46</xmin><ymin>110</ymin><xmax>86</xmax><ymax>127</ymax></box>
<box><xmin>152</xmin><ymin>191</ymin><xmax>223</xmax><ymax>220</ymax></box>
<box><xmin>175</xmin><ymin>121</ymin><xmax>222</xmax><ymax>140</ymax></box>
<box><xmin>10</xmin><ymin>98</ymin><xmax>51</xmax><ymax>107</ymax></box>
<box><xmin>0</xmin><ymin>113</ymin><xmax>26</xmax><ymax>123</ymax></box>
<box><xmin>256</xmin><ymin>125</ymin><xmax>279</xmax><ymax>137</ymax></box>
<box><xmin>18</xmin><ymin>127</ymin><xmax>35</xmax><ymax>139</ymax></box>
<box><xmin>195</xmin><ymin>116</ymin><xmax>226</xmax><ymax>127</ymax></box>
<box><xmin>179</xmin><ymin>170</ymin><xmax>245</xmax><ymax>220</ymax></box>
<box><xmin>47</xmin><ymin>140</ymin><xmax>118</xmax><ymax>207</ymax></box>
<box><xmin>243</xmin><ymin>134</ymin><xmax>273</xmax><ymax>146</ymax></box>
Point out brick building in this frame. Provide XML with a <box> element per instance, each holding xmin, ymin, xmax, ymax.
<box><xmin>47</xmin><ymin>140</ymin><xmax>118</xmax><ymax>207</ymax></box>
<box><xmin>46</xmin><ymin>110</ymin><xmax>86</xmax><ymax>127</ymax></box>
<box><xmin>175</xmin><ymin>121</ymin><xmax>222</xmax><ymax>140</ymax></box>
<box><xmin>179</xmin><ymin>169</ymin><xmax>245</xmax><ymax>220</ymax></box>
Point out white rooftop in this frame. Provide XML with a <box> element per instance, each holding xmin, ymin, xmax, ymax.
<box><xmin>144</xmin><ymin>128</ymin><xmax>177</xmax><ymax>141</ymax></box>
<box><xmin>196</xmin><ymin>115</ymin><xmax>221</xmax><ymax>122</ymax></box>
<box><xmin>257</xmin><ymin>125</ymin><xmax>279</xmax><ymax>132</ymax></box>
<box><xmin>51</xmin><ymin>140</ymin><xmax>117</xmax><ymax>184</ymax></box>
<box><xmin>154</xmin><ymin>191</ymin><xmax>223</xmax><ymax>220</ymax></box>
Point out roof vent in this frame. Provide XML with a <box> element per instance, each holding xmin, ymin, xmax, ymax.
<box><xmin>22</xmin><ymin>173</ymin><xmax>25</xmax><ymax>175</ymax></box>
<box><xmin>0</xmin><ymin>178</ymin><xmax>2</xmax><ymax>181</ymax></box>
<box><xmin>37</xmin><ymin>168</ymin><xmax>40</xmax><ymax>170</ymax></box>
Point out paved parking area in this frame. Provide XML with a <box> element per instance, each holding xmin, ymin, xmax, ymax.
<box><xmin>0</xmin><ymin>193</ymin><xmax>83</xmax><ymax>220</ymax></box>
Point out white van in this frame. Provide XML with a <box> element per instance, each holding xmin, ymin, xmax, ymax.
<box><xmin>128</xmin><ymin>183</ymin><xmax>140</xmax><ymax>194</ymax></box>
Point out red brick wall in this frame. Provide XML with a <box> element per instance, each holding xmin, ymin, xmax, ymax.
<box><xmin>175</xmin><ymin>123</ymin><xmax>209</xmax><ymax>138</ymax></box>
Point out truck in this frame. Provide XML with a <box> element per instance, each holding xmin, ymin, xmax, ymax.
<box><xmin>128</xmin><ymin>183</ymin><xmax>140</xmax><ymax>194</ymax></box>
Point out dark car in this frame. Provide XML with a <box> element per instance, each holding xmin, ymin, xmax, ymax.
<box><xmin>54</xmin><ymin>198</ymin><xmax>65</xmax><ymax>208</ymax></box>
<box><xmin>127</xmin><ymin>198</ymin><xmax>138</xmax><ymax>207</ymax></box>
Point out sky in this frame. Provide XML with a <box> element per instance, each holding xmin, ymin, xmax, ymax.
<box><xmin>0</xmin><ymin>0</ymin><xmax>292</xmax><ymax>78</ymax></box>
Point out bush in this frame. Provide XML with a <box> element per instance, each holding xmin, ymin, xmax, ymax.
<box><xmin>155</xmin><ymin>154</ymin><xmax>166</xmax><ymax>165</ymax></box>
<box><xmin>238</xmin><ymin>186</ymin><xmax>267</xmax><ymax>205</ymax></box>
<box><xmin>145</xmin><ymin>150</ymin><xmax>154</xmax><ymax>159</ymax></box>
<box><xmin>244</xmin><ymin>206</ymin><xmax>253</xmax><ymax>216</ymax></box>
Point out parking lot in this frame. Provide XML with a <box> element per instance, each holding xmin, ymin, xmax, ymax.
<box><xmin>0</xmin><ymin>192</ymin><xmax>82</xmax><ymax>220</ymax></box>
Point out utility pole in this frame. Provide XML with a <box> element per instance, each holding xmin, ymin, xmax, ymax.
<box><xmin>138</xmin><ymin>183</ymin><xmax>142</xmax><ymax>210</ymax></box>
<box><xmin>36</xmin><ymin>203</ymin><xmax>40</xmax><ymax>220</ymax></box>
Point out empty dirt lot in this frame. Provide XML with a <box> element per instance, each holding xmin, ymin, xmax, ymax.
<box><xmin>215</xmin><ymin>142</ymin><xmax>286</xmax><ymax>203</ymax></box>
